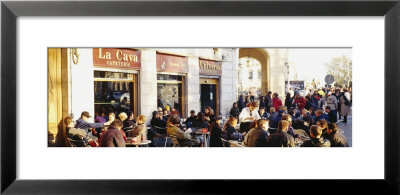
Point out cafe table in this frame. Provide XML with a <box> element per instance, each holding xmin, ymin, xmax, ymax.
<box><xmin>126</xmin><ymin>140</ymin><xmax>152</xmax><ymax>147</ymax></box>
<box><xmin>193</xmin><ymin>129</ymin><xmax>210</xmax><ymax>147</ymax></box>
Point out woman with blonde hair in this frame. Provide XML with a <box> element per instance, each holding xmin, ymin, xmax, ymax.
<box><xmin>204</xmin><ymin>106</ymin><xmax>214</xmax><ymax>123</ymax></box>
<box><xmin>128</xmin><ymin>115</ymin><xmax>147</xmax><ymax>141</ymax></box>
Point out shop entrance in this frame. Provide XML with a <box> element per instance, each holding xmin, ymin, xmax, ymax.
<box><xmin>200</xmin><ymin>78</ymin><xmax>219</xmax><ymax>115</ymax></box>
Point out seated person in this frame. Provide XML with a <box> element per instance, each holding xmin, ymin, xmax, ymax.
<box><xmin>292</xmin><ymin>119</ymin><xmax>309</xmax><ymax>138</ymax></box>
<box><xmin>259</xmin><ymin>107</ymin><xmax>269</xmax><ymax>119</ymax></box>
<box><xmin>209</xmin><ymin>116</ymin><xmax>223</xmax><ymax>147</ymax></box>
<box><xmin>301</xmin><ymin>115</ymin><xmax>313</xmax><ymax>136</ymax></box>
<box><xmin>266</xmin><ymin>120</ymin><xmax>295</xmax><ymax>147</ymax></box>
<box><xmin>313</xmin><ymin>109</ymin><xmax>329</xmax><ymax>125</ymax></box>
<box><xmin>119</xmin><ymin>111</ymin><xmax>135</xmax><ymax>132</ymax></box>
<box><xmin>191</xmin><ymin>112</ymin><xmax>209</xmax><ymax>129</ymax></box>
<box><xmin>222</xmin><ymin>117</ymin><xmax>243</xmax><ymax>141</ymax></box>
<box><xmin>185</xmin><ymin>110</ymin><xmax>197</xmax><ymax>127</ymax></box>
<box><xmin>74</xmin><ymin>111</ymin><xmax>111</xmax><ymax>140</ymax></box>
<box><xmin>150</xmin><ymin>111</ymin><xmax>167</xmax><ymax>129</ymax></box>
<box><xmin>204</xmin><ymin>106</ymin><xmax>215</xmax><ymax>124</ymax></box>
<box><xmin>99</xmin><ymin>120</ymin><xmax>126</xmax><ymax>147</ymax></box>
<box><xmin>281</xmin><ymin>114</ymin><xmax>295</xmax><ymax>137</ymax></box>
<box><xmin>242</xmin><ymin>119</ymin><xmax>269</xmax><ymax>147</ymax></box>
<box><xmin>269</xmin><ymin>110</ymin><xmax>284</xmax><ymax>129</ymax></box>
<box><xmin>316</xmin><ymin>119</ymin><xmax>328</xmax><ymax>135</ymax></box>
<box><xmin>300</xmin><ymin>125</ymin><xmax>331</xmax><ymax>147</ymax></box>
<box><xmin>324</xmin><ymin>123</ymin><xmax>349</xmax><ymax>147</ymax></box>
<box><xmin>167</xmin><ymin>114</ymin><xmax>200</xmax><ymax>147</ymax></box>
<box><xmin>128</xmin><ymin>115</ymin><xmax>147</xmax><ymax>141</ymax></box>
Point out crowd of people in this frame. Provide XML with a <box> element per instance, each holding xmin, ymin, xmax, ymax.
<box><xmin>52</xmin><ymin>86</ymin><xmax>351</xmax><ymax>148</ymax></box>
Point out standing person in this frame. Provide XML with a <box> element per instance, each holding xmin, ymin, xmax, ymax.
<box><xmin>340</xmin><ymin>89</ymin><xmax>351</xmax><ymax>123</ymax></box>
<box><xmin>259</xmin><ymin>95</ymin><xmax>266</xmax><ymax>110</ymax></box>
<box><xmin>209</xmin><ymin>116</ymin><xmax>223</xmax><ymax>147</ymax></box>
<box><xmin>229</xmin><ymin>102</ymin><xmax>240</xmax><ymax>119</ymax></box>
<box><xmin>300</xmin><ymin>125</ymin><xmax>331</xmax><ymax>147</ymax></box>
<box><xmin>99</xmin><ymin>120</ymin><xmax>126</xmax><ymax>147</ymax></box>
<box><xmin>326</xmin><ymin>91</ymin><xmax>338</xmax><ymax>122</ymax></box>
<box><xmin>264</xmin><ymin>91</ymin><xmax>273</xmax><ymax>113</ymax></box>
<box><xmin>266</xmin><ymin>120</ymin><xmax>295</xmax><ymax>147</ymax></box>
<box><xmin>293</xmin><ymin>92</ymin><xmax>306</xmax><ymax>111</ymax></box>
<box><xmin>204</xmin><ymin>106</ymin><xmax>215</xmax><ymax>123</ymax></box>
<box><xmin>244</xmin><ymin>96</ymin><xmax>250</xmax><ymax>106</ymax></box>
<box><xmin>249</xmin><ymin>89</ymin><xmax>255</xmax><ymax>102</ymax></box>
<box><xmin>288</xmin><ymin>87</ymin><xmax>295</xmax><ymax>99</ymax></box>
<box><xmin>304</xmin><ymin>96</ymin><xmax>312</xmax><ymax>110</ymax></box>
<box><xmin>242</xmin><ymin>119</ymin><xmax>269</xmax><ymax>147</ymax></box>
<box><xmin>237</xmin><ymin>94</ymin><xmax>245</xmax><ymax>112</ymax></box>
<box><xmin>238</xmin><ymin>101</ymin><xmax>261</xmax><ymax>134</ymax></box>
<box><xmin>324</xmin><ymin>123</ymin><xmax>349</xmax><ymax>147</ymax></box>
<box><xmin>311</xmin><ymin>93</ymin><xmax>320</xmax><ymax>111</ymax></box>
<box><xmin>334</xmin><ymin>89</ymin><xmax>342</xmax><ymax>120</ymax></box>
<box><xmin>325</xmin><ymin>106</ymin><xmax>337</xmax><ymax>123</ymax></box>
<box><xmin>284</xmin><ymin>93</ymin><xmax>293</xmax><ymax>109</ymax></box>
<box><xmin>272</xmin><ymin>93</ymin><xmax>283</xmax><ymax>111</ymax></box>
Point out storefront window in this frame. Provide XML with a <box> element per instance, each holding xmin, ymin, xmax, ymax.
<box><xmin>157</xmin><ymin>74</ymin><xmax>184</xmax><ymax>116</ymax></box>
<box><xmin>94</xmin><ymin>71</ymin><xmax>135</xmax><ymax>118</ymax></box>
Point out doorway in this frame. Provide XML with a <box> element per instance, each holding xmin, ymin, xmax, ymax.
<box><xmin>200</xmin><ymin>78</ymin><xmax>219</xmax><ymax>115</ymax></box>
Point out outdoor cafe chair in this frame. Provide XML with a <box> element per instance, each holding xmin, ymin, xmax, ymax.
<box><xmin>220</xmin><ymin>138</ymin><xmax>230</xmax><ymax>147</ymax></box>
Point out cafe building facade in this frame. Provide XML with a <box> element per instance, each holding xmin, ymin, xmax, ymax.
<box><xmin>48</xmin><ymin>48</ymin><xmax>240</xmax><ymax>136</ymax></box>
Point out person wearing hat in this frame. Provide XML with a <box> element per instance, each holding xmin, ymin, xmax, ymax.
<box><xmin>75</xmin><ymin>111</ymin><xmax>111</xmax><ymax>139</ymax></box>
<box><xmin>167</xmin><ymin>114</ymin><xmax>200</xmax><ymax>147</ymax></box>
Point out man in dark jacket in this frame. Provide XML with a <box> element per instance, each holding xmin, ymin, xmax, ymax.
<box><xmin>75</xmin><ymin>111</ymin><xmax>110</xmax><ymax>139</ymax></box>
<box><xmin>230</xmin><ymin>103</ymin><xmax>240</xmax><ymax>119</ymax></box>
<box><xmin>266</xmin><ymin>120</ymin><xmax>295</xmax><ymax>147</ymax></box>
<box><xmin>324</xmin><ymin>123</ymin><xmax>349</xmax><ymax>147</ymax></box>
<box><xmin>301</xmin><ymin>125</ymin><xmax>331</xmax><ymax>147</ymax></box>
<box><xmin>264</xmin><ymin>91</ymin><xmax>272</xmax><ymax>112</ymax></box>
<box><xmin>243</xmin><ymin>119</ymin><xmax>269</xmax><ymax>147</ymax></box>
<box><xmin>237</xmin><ymin>94</ymin><xmax>245</xmax><ymax>112</ymax></box>
<box><xmin>150</xmin><ymin>111</ymin><xmax>167</xmax><ymax>128</ymax></box>
<box><xmin>100</xmin><ymin>120</ymin><xmax>126</xmax><ymax>147</ymax></box>
<box><xmin>185</xmin><ymin>110</ymin><xmax>197</xmax><ymax>127</ymax></box>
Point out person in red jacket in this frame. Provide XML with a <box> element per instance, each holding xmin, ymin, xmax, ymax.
<box><xmin>272</xmin><ymin>93</ymin><xmax>283</xmax><ymax>111</ymax></box>
<box><xmin>293</xmin><ymin>92</ymin><xmax>306</xmax><ymax>111</ymax></box>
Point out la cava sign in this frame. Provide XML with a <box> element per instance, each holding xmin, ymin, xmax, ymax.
<box><xmin>93</xmin><ymin>48</ymin><xmax>141</xmax><ymax>69</ymax></box>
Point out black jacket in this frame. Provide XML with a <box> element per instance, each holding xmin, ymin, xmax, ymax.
<box><xmin>324</xmin><ymin>131</ymin><xmax>349</xmax><ymax>147</ymax></box>
<box><xmin>230</xmin><ymin>107</ymin><xmax>240</xmax><ymax>118</ymax></box>
<box><xmin>150</xmin><ymin>117</ymin><xmax>167</xmax><ymax>128</ymax></box>
<box><xmin>243</xmin><ymin>128</ymin><xmax>269</xmax><ymax>147</ymax></box>
<box><xmin>191</xmin><ymin>120</ymin><xmax>209</xmax><ymax>129</ymax></box>
<box><xmin>301</xmin><ymin>137</ymin><xmax>331</xmax><ymax>147</ymax></box>
<box><xmin>266</xmin><ymin>130</ymin><xmax>295</xmax><ymax>147</ymax></box>
<box><xmin>222</xmin><ymin>124</ymin><xmax>243</xmax><ymax>141</ymax></box>
<box><xmin>209</xmin><ymin>125</ymin><xmax>223</xmax><ymax>147</ymax></box>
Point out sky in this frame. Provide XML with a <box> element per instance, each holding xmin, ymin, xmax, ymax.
<box><xmin>287</xmin><ymin>48</ymin><xmax>352</xmax><ymax>84</ymax></box>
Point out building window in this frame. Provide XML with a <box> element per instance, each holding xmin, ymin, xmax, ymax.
<box><xmin>157</xmin><ymin>74</ymin><xmax>184</xmax><ymax>117</ymax></box>
<box><xmin>94</xmin><ymin>71</ymin><xmax>136</xmax><ymax>118</ymax></box>
<box><xmin>249</xmin><ymin>70</ymin><xmax>253</xmax><ymax>80</ymax></box>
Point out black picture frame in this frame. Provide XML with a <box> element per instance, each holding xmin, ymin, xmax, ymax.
<box><xmin>1</xmin><ymin>0</ymin><xmax>399</xmax><ymax>194</ymax></box>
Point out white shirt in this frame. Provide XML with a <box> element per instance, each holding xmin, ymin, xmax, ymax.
<box><xmin>239</xmin><ymin>107</ymin><xmax>261</xmax><ymax>123</ymax></box>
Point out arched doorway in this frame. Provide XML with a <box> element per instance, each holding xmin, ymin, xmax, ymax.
<box><xmin>238</xmin><ymin>48</ymin><xmax>270</xmax><ymax>95</ymax></box>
